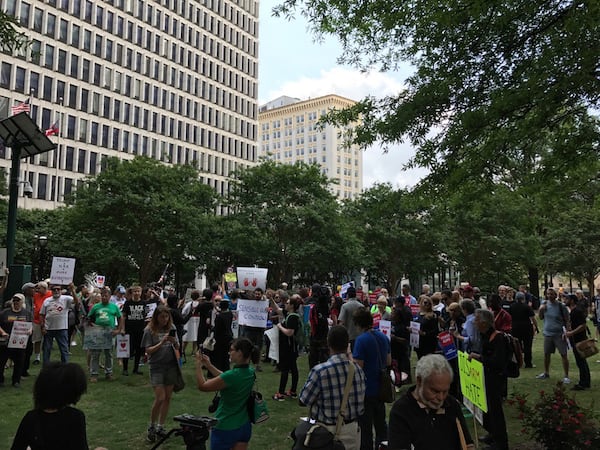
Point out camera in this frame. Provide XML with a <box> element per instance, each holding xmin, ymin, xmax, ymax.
<box><xmin>169</xmin><ymin>329</ymin><xmax>176</xmax><ymax>337</ymax></box>
<box><xmin>150</xmin><ymin>414</ymin><xmax>218</xmax><ymax>450</ymax></box>
<box><xmin>23</xmin><ymin>181</ymin><xmax>33</xmax><ymax>198</ymax></box>
<box><xmin>208</xmin><ymin>394</ymin><xmax>220</xmax><ymax>413</ymax></box>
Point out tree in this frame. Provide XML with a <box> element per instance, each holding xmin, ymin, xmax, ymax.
<box><xmin>274</xmin><ymin>0</ymin><xmax>600</xmax><ymax>179</ymax></box>
<box><xmin>54</xmin><ymin>157</ymin><xmax>216</xmax><ymax>285</ymax></box>
<box><xmin>343</xmin><ymin>183</ymin><xmax>439</xmax><ymax>295</ymax></box>
<box><xmin>227</xmin><ymin>160</ymin><xmax>361</xmax><ymax>286</ymax></box>
<box><xmin>0</xmin><ymin>10</ymin><xmax>29</xmax><ymax>53</ymax></box>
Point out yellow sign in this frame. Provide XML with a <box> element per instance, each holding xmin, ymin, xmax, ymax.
<box><xmin>457</xmin><ymin>351</ymin><xmax>487</xmax><ymax>413</ymax></box>
<box><xmin>224</xmin><ymin>272</ymin><xmax>237</xmax><ymax>283</ymax></box>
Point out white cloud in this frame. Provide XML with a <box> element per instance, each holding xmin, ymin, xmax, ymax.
<box><xmin>260</xmin><ymin>67</ymin><xmax>428</xmax><ymax>188</ymax></box>
<box><xmin>260</xmin><ymin>67</ymin><xmax>405</xmax><ymax>104</ymax></box>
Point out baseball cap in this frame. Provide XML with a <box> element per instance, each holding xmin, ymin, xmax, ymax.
<box><xmin>22</xmin><ymin>282</ymin><xmax>36</xmax><ymax>291</ymax></box>
<box><xmin>118</xmin><ymin>285</ymin><xmax>126</xmax><ymax>294</ymax></box>
<box><xmin>12</xmin><ymin>293</ymin><xmax>25</xmax><ymax>302</ymax></box>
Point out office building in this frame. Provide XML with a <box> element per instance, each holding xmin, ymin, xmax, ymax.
<box><xmin>0</xmin><ymin>0</ymin><xmax>259</xmax><ymax>212</ymax></box>
<box><xmin>258</xmin><ymin>94</ymin><xmax>362</xmax><ymax>200</ymax></box>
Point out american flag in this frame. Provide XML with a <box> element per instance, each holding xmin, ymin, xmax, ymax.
<box><xmin>45</xmin><ymin>120</ymin><xmax>60</xmax><ymax>137</ymax></box>
<box><xmin>11</xmin><ymin>98</ymin><xmax>30</xmax><ymax>115</ymax></box>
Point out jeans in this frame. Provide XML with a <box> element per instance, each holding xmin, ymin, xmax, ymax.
<box><xmin>90</xmin><ymin>348</ymin><xmax>114</xmax><ymax>376</ymax></box>
<box><xmin>359</xmin><ymin>396</ymin><xmax>387</xmax><ymax>450</ymax></box>
<box><xmin>573</xmin><ymin>347</ymin><xmax>591</xmax><ymax>387</ymax></box>
<box><xmin>43</xmin><ymin>329</ymin><xmax>69</xmax><ymax>364</ymax></box>
<box><xmin>0</xmin><ymin>346</ymin><xmax>25</xmax><ymax>384</ymax></box>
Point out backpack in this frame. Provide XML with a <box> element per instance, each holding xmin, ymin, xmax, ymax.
<box><xmin>309</xmin><ymin>304</ymin><xmax>329</xmax><ymax>340</ymax></box>
<box><xmin>490</xmin><ymin>331</ymin><xmax>523</xmax><ymax>378</ymax></box>
<box><xmin>287</xmin><ymin>312</ymin><xmax>306</xmax><ymax>349</ymax></box>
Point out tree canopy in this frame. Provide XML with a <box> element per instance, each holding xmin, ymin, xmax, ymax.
<box><xmin>274</xmin><ymin>0</ymin><xmax>600</xmax><ymax>179</ymax></box>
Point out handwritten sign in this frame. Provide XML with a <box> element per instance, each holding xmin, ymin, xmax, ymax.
<box><xmin>458</xmin><ymin>350</ymin><xmax>487</xmax><ymax>413</ymax></box>
<box><xmin>236</xmin><ymin>267</ymin><xmax>268</xmax><ymax>291</ymax></box>
<box><xmin>96</xmin><ymin>275</ymin><xmax>105</xmax><ymax>288</ymax></box>
<box><xmin>49</xmin><ymin>257</ymin><xmax>76</xmax><ymax>285</ymax></box>
<box><xmin>237</xmin><ymin>299</ymin><xmax>268</xmax><ymax>328</ymax></box>
<box><xmin>8</xmin><ymin>321</ymin><xmax>32</xmax><ymax>349</ymax></box>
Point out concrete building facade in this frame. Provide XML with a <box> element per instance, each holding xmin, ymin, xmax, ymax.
<box><xmin>259</xmin><ymin>94</ymin><xmax>363</xmax><ymax>200</ymax></box>
<box><xmin>0</xmin><ymin>0</ymin><xmax>259</xmax><ymax>212</ymax></box>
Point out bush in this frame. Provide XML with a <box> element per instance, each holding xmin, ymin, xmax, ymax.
<box><xmin>509</xmin><ymin>382</ymin><xmax>600</xmax><ymax>449</ymax></box>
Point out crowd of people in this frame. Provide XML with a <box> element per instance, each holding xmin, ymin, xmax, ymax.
<box><xmin>2</xmin><ymin>275</ymin><xmax>599</xmax><ymax>450</ymax></box>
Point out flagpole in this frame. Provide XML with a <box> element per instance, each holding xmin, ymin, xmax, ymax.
<box><xmin>24</xmin><ymin>88</ymin><xmax>35</xmax><ymax>209</ymax></box>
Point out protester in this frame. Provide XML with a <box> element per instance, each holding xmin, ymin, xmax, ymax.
<box><xmin>338</xmin><ymin>286</ymin><xmax>365</xmax><ymax>350</ymax></box>
<box><xmin>353</xmin><ymin>308</ymin><xmax>390</xmax><ymax>450</ymax></box>
<box><xmin>212</xmin><ymin>296</ymin><xmax>234</xmax><ymax>372</ymax></box>
<box><xmin>32</xmin><ymin>281</ymin><xmax>52</xmax><ymax>365</ymax></box>
<box><xmin>565</xmin><ymin>294</ymin><xmax>591</xmax><ymax>390</ymax></box>
<box><xmin>21</xmin><ymin>282</ymin><xmax>36</xmax><ymax>377</ymax></box>
<box><xmin>390</xmin><ymin>296</ymin><xmax>413</xmax><ymax>384</ymax></box>
<box><xmin>87</xmin><ymin>287</ymin><xmax>123</xmax><ymax>382</ymax></box>
<box><xmin>141</xmin><ymin>305</ymin><xmax>180</xmax><ymax>442</ymax></box>
<box><xmin>469</xmin><ymin>309</ymin><xmax>509</xmax><ymax>450</ymax></box>
<box><xmin>195</xmin><ymin>337</ymin><xmax>257</xmax><ymax>450</ymax></box>
<box><xmin>39</xmin><ymin>283</ymin><xmax>79</xmax><ymax>364</ymax></box>
<box><xmin>121</xmin><ymin>285</ymin><xmax>148</xmax><ymax>376</ymax></box>
<box><xmin>0</xmin><ymin>294</ymin><xmax>33</xmax><ymax>388</ymax></box>
<box><xmin>299</xmin><ymin>326</ymin><xmax>366</xmax><ymax>450</ymax></box>
<box><xmin>536</xmin><ymin>287</ymin><xmax>571</xmax><ymax>383</ymax></box>
<box><xmin>272</xmin><ymin>295</ymin><xmax>302</xmax><ymax>400</ymax></box>
<box><xmin>415</xmin><ymin>295</ymin><xmax>440</xmax><ymax>359</ymax></box>
<box><xmin>307</xmin><ymin>285</ymin><xmax>331</xmax><ymax>368</ymax></box>
<box><xmin>11</xmin><ymin>361</ymin><xmax>107</xmax><ymax>450</ymax></box>
<box><xmin>510</xmin><ymin>292</ymin><xmax>538</xmax><ymax>368</ymax></box>
<box><xmin>388</xmin><ymin>354</ymin><xmax>474</xmax><ymax>450</ymax></box>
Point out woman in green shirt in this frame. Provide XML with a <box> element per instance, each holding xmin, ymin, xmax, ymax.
<box><xmin>195</xmin><ymin>337</ymin><xmax>258</xmax><ymax>450</ymax></box>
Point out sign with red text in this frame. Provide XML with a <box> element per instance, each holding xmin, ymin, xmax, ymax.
<box><xmin>8</xmin><ymin>321</ymin><xmax>32</xmax><ymax>349</ymax></box>
<box><xmin>236</xmin><ymin>267</ymin><xmax>267</xmax><ymax>291</ymax></box>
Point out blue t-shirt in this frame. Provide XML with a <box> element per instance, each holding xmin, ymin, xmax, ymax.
<box><xmin>353</xmin><ymin>330</ymin><xmax>390</xmax><ymax>398</ymax></box>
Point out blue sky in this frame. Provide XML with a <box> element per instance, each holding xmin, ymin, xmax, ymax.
<box><xmin>257</xmin><ymin>0</ymin><xmax>428</xmax><ymax>188</ymax></box>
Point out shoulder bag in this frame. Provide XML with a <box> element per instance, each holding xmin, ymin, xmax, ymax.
<box><xmin>247</xmin><ymin>372</ymin><xmax>269</xmax><ymax>424</ymax></box>
<box><xmin>291</xmin><ymin>362</ymin><xmax>355</xmax><ymax>450</ymax></box>
<box><xmin>373</xmin><ymin>331</ymin><xmax>395</xmax><ymax>403</ymax></box>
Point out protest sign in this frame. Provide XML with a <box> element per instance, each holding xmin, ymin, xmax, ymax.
<box><xmin>458</xmin><ymin>350</ymin><xmax>487</xmax><ymax>413</ymax></box>
<box><xmin>379</xmin><ymin>320</ymin><xmax>392</xmax><ymax>341</ymax></box>
<box><xmin>8</xmin><ymin>321</ymin><xmax>32</xmax><ymax>349</ymax></box>
<box><xmin>265</xmin><ymin>327</ymin><xmax>279</xmax><ymax>362</ymax></box>
<box><xmin>236</xmin><ymin>267</ymin><xmax>268</xmax><ymax>291</ymax></box>
<box><xmin>237</xmin><ymin>299</ymin><xmax>268</xmax><ymax>328</ymax></box>
<box><xmin>116</xmin><ymin>334</ymin><xmax>130</xmax><ymax>358</ymax></box>
<box><xmin>409</xmin><ymin>321</ymin><xmax>421</xmax><ymax>348</ymax></box>
<box><xmin>340</xmin><ymin>281</ymin><xmax>354</xmax><ymax>299</ymax></box>
<box><xmin>96</xmin><ymin>275</ymin><xmax>105</xmax><ymax>288</ymax></box>
<box><xmin>438</xmin><ymin>331</ymin><xmax>458</xmax><ymax>360</ymax></box>
<box><xmin>49</xmin><ymin>257</ymin><xmax>76</xmax><ymax>285</ymax></box>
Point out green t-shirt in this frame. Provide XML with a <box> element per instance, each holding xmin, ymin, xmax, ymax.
<box><xmin>215</xmin><ymin>365</ymin><xmax>255</xmax><ymax>430</ymax></box>
<box><xmin>88</xmin><ymin>302</ymin><xmax>121</xmax><ymax>328</ymax></box>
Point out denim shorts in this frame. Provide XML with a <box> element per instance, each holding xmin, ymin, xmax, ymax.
<box><xmin>210</xmin><ymin>421</ymin><xmax>252</xmax><ymax>450</ymax></box>
<box><xmin>149</xmin><ymin>365</ymin><xmax>178</xmax><ymax>387</ymax></box>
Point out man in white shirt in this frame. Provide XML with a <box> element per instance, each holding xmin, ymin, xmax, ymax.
<box><xmin>40</xmin><ymin>283</ymin><xmax>78</xmax><ymax>365</ymax></box>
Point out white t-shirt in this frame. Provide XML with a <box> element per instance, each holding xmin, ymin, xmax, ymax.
<box><xmin>40</xmin><ymin>295</ymin><xmax>75</xmax><ymax>330</ymax></box>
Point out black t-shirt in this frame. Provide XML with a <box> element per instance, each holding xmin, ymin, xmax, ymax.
<box><xmin>569</xmin><ymin>305</ymin><xmax>588</xmax><ymax>344</ymax></box>
<box><xmin>11</xmin><ymin>407</ymin><xmax>88</xmax><ymax>450</ymax></box>
<box><xmin>280</xmin><ymin>312</ymin><xmax>300</xmax><ymax>355</ymax></box>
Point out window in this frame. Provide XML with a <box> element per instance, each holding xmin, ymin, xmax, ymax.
<box><xmin>33</xmin><ymin>8</ymin><xmax>43</xmax><ymax>32</ymax></box>
<box><xmin>59</xmin><ymin>19</ymin><xmax>68</xmax><ymax>42</ymax></box>
<box><xmin>42</xmin><ymin>76</ymin><xmax>52</xmax><ymax>101</ymax></box>
<box><xmin>68</xmin><ymin>85</ymin><xmax>78</xmax><ymax>108</ymax></box>
<box><xmin>45</xmin><ymin>44</ymin><xmax>54</xmax><ymax>69</ymax></box>
<box><xmin>78</xmin><ymin>149</ymin><xmax>86</xmax><ymax>173</ymax></box>
<box><xmin>0</xmin><ymin>63</ymin><xmax>11</xmax><ymax>88</ymax></box>
<box><xmin>72</xmin><ymin>25</ymin><xmax>80</xmax><ymax>47</ymax></box>
<box><xmin>20</xmin><ymin>2</ymin><xmax>30</xmax><ymax>26</ymax></box>
<box><xmin>80</xmin><ymin>88</ymin><xmax>89</xmax><ymax>111</ymax></box>
<box><xmin>37</xmin><ymin>174</ymin><xmax>47</xmax><ymax>200</ymax></box>
<box><xmin>83</xmin><ymin>30</ymin><xmax>91</xmax><ymax>52</ymax></box>
<box><xmin>70</xmin><ymin>54</ymin><xmax>79</xmax><ymax>77</ymax></box>
<box><xmin>79</xmin><ymin>118</ymin><xmax>87</xmax><ymax>142</ymax></box>
<box><xmin>30</xmin><ymin>71</ymin><xmax>39</xmax><ymax>96</ymax></box>
<box><xmin>46</xmin><ymin>13</ymin><xmax>56</xmax><ymax>37</ymax></box>
<box><xmin>67</xmin><ymin>115</ymin><xmax>76</xmax><ymax>139</ymax></box>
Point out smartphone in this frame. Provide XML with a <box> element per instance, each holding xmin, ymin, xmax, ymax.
<box><xmin>169</xmin><ymin>329</ymin><xmax>176</xmax><ymax>337</ymax></box>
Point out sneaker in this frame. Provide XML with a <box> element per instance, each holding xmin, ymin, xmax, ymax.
<box><xmin>536</xmin><ymin>373</ymin><xmax>549</xmax><ymax>379</ymax></box>
<box><xmin>272</xmin><ymin>393</ymin><xmax>286</xmax><ymax>401</ymax></box>
<box><xmin>33</xmin><ymin>359</ymin><xmax>40</xmax><ymax>365</ymax></box>
<box><xmin>71</xmin><ymin>341</ymin><xmax>77</xmax><ymax>346</ymax></box>
<box><xmin>285</xmin><ymin>390</ymin><xmax>297</xmax><ymax>399</ymax></box>
<box><xmin>146</xmin><ymin>426</ymin><xmax>156</xmax><ymax>443</ymax></box>
<box><xmin>562</xmin><ymin>377</ymin><xmax>571</xmax><ymax>384</ymax></box>
<box><xmin>12</xmin><ymin>382</ymin><xmax>20</xmax><ymax>388</ymax></box>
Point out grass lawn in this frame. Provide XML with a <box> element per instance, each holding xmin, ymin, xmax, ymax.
<box><xmin>1</xmin><ymin>331</ymin><xmax>599</xmax><ymax>449</ymax></box>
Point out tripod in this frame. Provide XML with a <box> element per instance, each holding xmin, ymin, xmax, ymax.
<box><xmin>150</xmin><ymin>414</ymin><xmax>218</xmax><ymax>450</ymax></box>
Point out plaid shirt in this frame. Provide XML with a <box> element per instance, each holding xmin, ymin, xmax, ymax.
<box><xmin>299</xmin><ymin>353</ymin><xmax>366</xmax><ymax>425</ymax></box>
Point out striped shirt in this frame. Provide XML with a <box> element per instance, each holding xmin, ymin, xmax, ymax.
<box><xmin>299</xmin><ymin>353</ymin><xmax>366</xmax><ymax>425</ymax></box>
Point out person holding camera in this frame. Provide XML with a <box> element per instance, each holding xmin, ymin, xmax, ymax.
<box><xmin>141</xmin><ymin>305</ymin><xmax>180</xmax><ymax>442</ymax></box>
<box><xmin>195</xmin><ymin>337</ymin><xmax>258</xmax><ymax>450</ymax></box>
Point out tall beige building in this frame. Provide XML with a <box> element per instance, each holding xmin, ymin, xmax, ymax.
<box><xmin>258</xmin><ymin>94</ymin><xmax>363</xmax><ymax>200</ymax></box>
<box><xmin>0</xmin><ymin>0</ymin><xmax>259</xmax><ymax>213</ymax></box>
